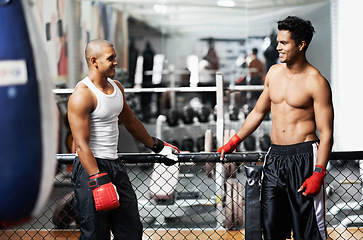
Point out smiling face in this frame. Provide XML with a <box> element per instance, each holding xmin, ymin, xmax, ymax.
<box><xmin>276</xmin><ymin>30</ymin><xmax>305</xmax><ymax>64</ymax></box>
<box><xmin>85</xmin><ymin>39</ymin><xmax>118</xmax><ymax>79</ymax></box>
<box><xmin>97</xmin><ymin>46</ymin><xmax>118</xmax><ymax>78</ymax></box>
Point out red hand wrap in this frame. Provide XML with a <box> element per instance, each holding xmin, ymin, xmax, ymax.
<box><xmin>302</xmin><ymin>165</ymin><xmax>326</xmax><ymax>196</ymax></box>
<box><xmin>217</xmin><ymin>134</ymin><xmax>242</xmax><ymax>153</ymax></box>
<box><xmin>89</xmin><ymin>173</ymin><xmax>120</xmax><ymax>211</ymax></box>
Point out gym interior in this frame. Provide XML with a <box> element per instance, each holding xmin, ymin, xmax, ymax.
<box><xmin>1</xmin><ymin>0</ymin><xmax>363</xmax><ymax>239</ymax></box>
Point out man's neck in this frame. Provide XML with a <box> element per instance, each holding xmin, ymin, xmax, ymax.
<box><xmin>88</xmin><ymin>73</ymin><xmax>109</xmax><ymax>89</ymax></box>
<box><xmin>285</xmin><ymin>56</ymin><xmax>308</xmax><ymax>74</ymax></box>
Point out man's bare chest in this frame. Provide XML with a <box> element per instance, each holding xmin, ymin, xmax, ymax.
<box><xmin>269</xmin><ymin>78</ymin><xmax>313</xmax><ymax>109</ymax></box>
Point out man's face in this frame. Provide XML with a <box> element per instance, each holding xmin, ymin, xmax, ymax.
<box><xmin>276</xmin><ymin>30</ymin><xmax>300</xmax><ymax>64</ymax></box>
<box><xmin>97</xmin><ymin>46</ymin><xmax>118</xmax><ymax>78</ymax></box>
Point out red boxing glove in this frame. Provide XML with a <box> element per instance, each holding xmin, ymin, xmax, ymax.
<box><xmin>217</xmin><ymin>134</ymin><xmax>242</xmax><ymax>153</ymax></box>
<box><xmin>300</xmin><ymin>165</ymin><xmax>326</xmax><ymax>196</ymax></box>
<box><xmin>88</xmin><ymin>172</ymin><xmax>120</xmax><ymax>211</ymax></box>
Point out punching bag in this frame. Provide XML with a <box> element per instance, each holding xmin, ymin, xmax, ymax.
<box><xmin>244</xmin><ymin>165</ymin><xmax>263</xmax><ymax>240</ymax></box>
<box><xmin>0</xmin><ymin>0</ymin><xmax>58</xmax><ymax>228</ymax></box>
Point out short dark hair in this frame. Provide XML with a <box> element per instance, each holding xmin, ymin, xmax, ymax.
<box><xmin>252</xmin><ymin>48</ymin><xmax>258</xmax><ymax>55</ymax></box>
<box><xmin>277</xmin><ymin>16</ymin><xmax>315</xmax><ymax>50</ymax></box>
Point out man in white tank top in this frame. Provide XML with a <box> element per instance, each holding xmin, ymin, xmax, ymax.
<box><xmin>68</xmin><ymin>39</ymin><xmax>180</xmax><ymax>240</ymax></box>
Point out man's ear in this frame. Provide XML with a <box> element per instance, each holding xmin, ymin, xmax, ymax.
<box><xmin>299</xmin><ymin>41</ymin><xmax>306</xmax><ymax>51</ymax></box>
<box><xmin>90</xmin><ymin>56</ymin><xmax>98</xmax><ymax>68</ymax></box>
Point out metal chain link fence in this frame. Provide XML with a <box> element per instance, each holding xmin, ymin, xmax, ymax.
<box><xmin>1</xmin><ymin>155</ymin><xmax>363</xmax><ymax>240</ymax></box>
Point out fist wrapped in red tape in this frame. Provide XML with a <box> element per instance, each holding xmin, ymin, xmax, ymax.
<box><xmin>298</xmin><ymin>165</ymin><xmax>326</xmax><ymax>196</ymax></box>
<box><xmin>217</xmin><ymin>134</ymin><xmax>242</xmax><ymax>160</ymax></box>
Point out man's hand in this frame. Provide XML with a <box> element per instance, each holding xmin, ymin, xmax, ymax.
<box><xmin>149</xmin><ymin>137</ymin><xmax>180</xmax><ymax>165</ymax></box>
<box><xmin>298</xmin><ymin>165</ymin><xmax>326</xmax><ymax>197</ymax></box>
<box><xmin>88</xmin><ymin>172</ymin><xmax>120</xmax><ymax>211</ymax></box>
<box><xmin>217</xmin><ymin>134</ymin><xmax>242</xmax><ymax>160</ymax></box>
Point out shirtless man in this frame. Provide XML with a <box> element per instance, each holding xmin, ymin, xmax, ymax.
<box><xmin>219</xmin><ymin>16</ymin><xmax>333</xmax><ymax>240</ymax></box>
<box><xmin>68</xmin><ymin>39</ymin><xmax>179</xmax><ymax>240</ymax></box>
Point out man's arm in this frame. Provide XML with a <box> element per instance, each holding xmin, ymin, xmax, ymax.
<box><xmin>219</xmin><ymin>71</ymin><xmax>272</xmax><ymax>158</ymax></box>
<box><xmin>298</xmin><ymin>75</ymin><xmax>334</xmax><ymax>197</ymax></box>
<box><xmin>116</xmin><ymin>81</ymin><xmax>179</xmax><ymax>164</ymax></box>
<box><xmin>235</xmin><ymin>65</ymin><xmax>274</xmax><ymax>141</ymax></box>
<box><xmin>312</xmin><ymin>77</ymin><xmax>334</xmax><ymax>168</ymax></box>
<box><xmin>68</xmin><ymin>87</ymin><xmax>100</xmax><ymax>176</ymax></box>
<box><xmin>236</xmin><ymin>85</ymin><xmax>271</xmax><ymax>141</ymax></box>
<box><xmin>115</xmin><ymin>81</ymin><xmax>154</xmax><ymax>148</ymax></box>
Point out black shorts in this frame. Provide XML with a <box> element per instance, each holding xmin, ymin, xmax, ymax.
<box><xmin>72</xmin><ymin>157</ymin><xmax>143</xmax><ymax>240</ymax></box>
<box><xmin>261</xmin><ymin>141</ymin><xmax>328</xmax><ymax>240</ymax></box>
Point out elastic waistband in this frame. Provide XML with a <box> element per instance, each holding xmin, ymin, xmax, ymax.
<box><xmin>269</xmin><ymin>140</ymin><xmax>319</xmax><ymax>155</ymax></box>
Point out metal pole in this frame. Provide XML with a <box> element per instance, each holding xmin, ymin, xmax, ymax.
<box><xmin>56</xmin><ymin>151</ymin><xmax>363</xmax><ymax>164</ymax></box>
<box><xmin>215</xmin><ymin>72</ymin><xmax>225</xmax><ymax>229</ymax></box>
<box><xmin>52</xmin><ymin>85</ymin><xmax>262</xmax><ymax>95</ymax></box>
<box><xmin>65</xmin><ymin>0</ymin><xmax>80</xmax><ymax>87</ymax></box>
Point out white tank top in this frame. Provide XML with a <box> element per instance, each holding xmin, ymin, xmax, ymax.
<box><xmin>80</xmin><ymin>77</ymin><xmax>123</xmax><ymax>160</ymax></box>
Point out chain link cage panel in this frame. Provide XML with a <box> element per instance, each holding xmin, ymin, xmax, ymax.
<box><xmin>1</xmin><ymin>158</ymin><xmax>363</xmax><ymax>240</ymax></box>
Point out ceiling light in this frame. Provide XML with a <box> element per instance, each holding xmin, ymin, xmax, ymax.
<box><xmin>154</xmin><ymin>4</ymin><xmax>168</xmax><ymax>14</ymax></box>
<box><xmin>217</xmin><ymin>0</ymin><xmax>236</xmax><ymax>7</ymax></box>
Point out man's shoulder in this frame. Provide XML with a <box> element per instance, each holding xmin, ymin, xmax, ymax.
<box><xmin>70</xmin><ymin>78</ymin><xmax>94</xmax><ymax>104</ymax></box>
<box><xmin>111</xmin><ymin>79</ymin><xmax>124</xmax><ymax>92</ymax></box>
<box><xmin>269</xmin><ymin>63</ymin><xmax>283</xmax><ymax>71</ymax></box>
<box><xmin>266</xmin><ymin>64</ymin><xmax>283</xmax><ymax>77</ymax></box>
<box><xmin>111</xmin><ymin>79</ymin><xmax>122</xmax><ymax>86</ymax></box>
<box><xmin>68</xmin><ymin>85</ymin><xmax>95</xmax><ymax>113</ymax></box>
<box><xmin>306</xmin><ymin>66</ymin><xmax>328</xmax><ymax>84</ymax></box>
<box><xmin>73</xmin><ymin>80</ymin><xmax>91</xmax><ymax>96</ymax></box>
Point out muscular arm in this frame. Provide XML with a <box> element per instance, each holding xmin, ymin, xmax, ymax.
<box><xmin>68</xmin><ymin>87</ymin><xmax>99</xmax><ymax>176</ymax></box>
<box><xmin>219</xmin><ymin>73</ymin><xmax>271</xmax><ymax>159</ymax></box>
<box><xmin>312</xmin><ymin>77</ymin><xmax>334</xmax><ymax>168</ymax></box>
<box><xmin>297</xmin><ymin>76</ymin><xmax>333</xmax><ymax>197</ymax></box>
<box><xmin>115</xmin><ymin>81</ymin><xmax>154</xmax><ymax>148</ymax></box>
<box><xmin>236</xmin><ymin>72</ymin><xmax>271</xmax><ymax>141</ymax></box>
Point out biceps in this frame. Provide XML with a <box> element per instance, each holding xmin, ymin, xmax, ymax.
<box><xmin>118</xmin><ymin>103</ymin><xmax>136</xmax><ymax>126</ymax></box>
<box><xmin>68</xmin><ymin>111</ymin><xmax>90</xmax><ymax>144</ymax></box>
<box><xmin>314</xmin><ymin>101</ymin><xmax>334</xmax><ymax>134</ymax></box>
<box><xmin>313</xmin><ymin>85</ymin><xmax>334</xmax><ymax>133</ymax></box>
<box><xmin>254</xmin><ymin>89</ymin><xmax>271</xmax><ymax>115</ymax></box>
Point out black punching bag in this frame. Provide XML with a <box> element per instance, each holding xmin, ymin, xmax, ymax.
<box><xmin>263</xmin><ymin>33</ymin><xmax>279</xmax><ymax>72</ymax></box>
<box><xmin>244</xmin><ymin>165</ymin><xmax>263</xmax><ymax>240</ymax></box>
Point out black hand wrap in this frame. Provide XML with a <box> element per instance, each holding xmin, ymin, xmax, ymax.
<box><xmin>314</xmin><ymin>166</ymin><xmax>324</xmax><ymax>173</ymax></box>
<box><xmin>147</xmin><ymin>137</ymin><xmax>164</xmax><ymax>153</ymax></box>
<box><xmin>88</xmin><ymin>173</ymin><xmax>111</xmax><ymax>190</ymax></box>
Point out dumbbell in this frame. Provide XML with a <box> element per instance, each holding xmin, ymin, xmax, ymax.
<box><xmin>259</xmin><ymin>134</ymin><xmax>271</xmax><ymax>151</ymax></box>
<box><xmin>228</xmin><ymin>105</ymin><xmax>239</xmax><ymax>121</ymax></box>
<box><xmin>197</xmin><ymin>106</ymin><xmax>211</xmax><ymax>123</ymax></box>
<box><xmin>166</xmin><ymin>109</ymin><xmax>180</xmax><ymax>127</ymax></box>
<box><xmin>181</xmin><ymin>106</ymin><xmax>195</xmax><ymax>125</ymax></box>
<box><xmin>181</xmin><ymin>137</ymin><xmax>194</xmax><ymax>152</ymax></box>
<box><xmin>244</xmin><ymin>135</ymin><xmax>256</xmax><ymax>151</ymax></box>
